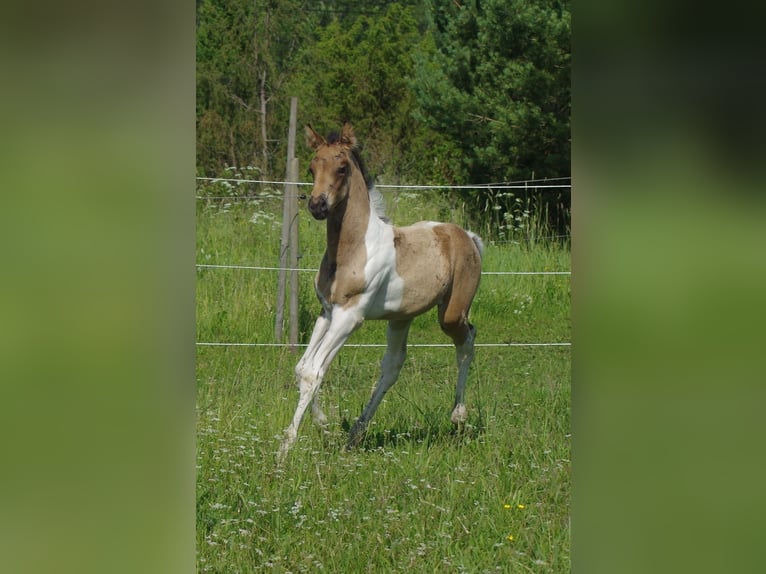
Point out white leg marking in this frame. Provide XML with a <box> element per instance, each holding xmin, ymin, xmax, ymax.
<box><xmin>347</xmin><ymin>319</ymin><xmax>412</xmax><ymax>448</ymax></box>
<box><xmin>451</xmin><ymin>324</ymin><xmax>476</xmax><ymax>425</ymax></box>
<box><xmin>311</xmin><ymin>394</ymin><xmax>329</xmax><ymax>430</ymax></box>
<box><xmin>295</xmin><ymin>312</ymin><xmax>330</xmax><ymax>377</ymax></box>
<box><xmin>278</xmin><ymin>307</ymin><xmax>363</xmax><ymax>462</ymax></box>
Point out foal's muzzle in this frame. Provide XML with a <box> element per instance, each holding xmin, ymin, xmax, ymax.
<box><xmin>308</xmin><ymin>194</ymin><xmax>328</xmax><ymax>220</ymax></box>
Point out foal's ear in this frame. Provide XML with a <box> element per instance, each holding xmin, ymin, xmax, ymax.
<box><xmin>340</xmin><ymin>122</ymin><xmax>357</xmax><ymax>147</ymax></box>
<box><xmin>305</xmin><ymin>124</ymin><xmax>326</xmax><ymax>150</ymax></box>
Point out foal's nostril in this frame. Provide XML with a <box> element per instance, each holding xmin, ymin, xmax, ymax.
<box><xmin>309</xmin><ymin>194</ymin><xmax>327</xmax><ymax>209</ymax></box>
<box><xmin>308</xmin><ymin>194</ymin><xmax>329</xmax><ymax>220</ymax></box>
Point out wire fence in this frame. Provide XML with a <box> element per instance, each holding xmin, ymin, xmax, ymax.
<box><xmin>197</xmin><ymin>175</ymin><xmax>571</xmax><ymax>350</ymax></box>
<box><xmin>196</xmin><ymin>176</ymin><xmax>572</xmax><ymax>245</ymax></box>
<box><xmin>195</xmin><ymin>176</ymin><xmax>572</xmax><ymax>200</ymax></box>
<box><xmin>195</xmin><ymin>176</ymin><xmax>571</xmax><ymax>188</ymax></box>
<box><xmin>195</xmin><ymin>262</ymin><xmax>571</xmax><ymax>349</ymax></box>
<box><xmin>196</xmin><ymin>342</ymin><xmax>571</xmax><ymax>348</ymax></box>
<box><xmin>195</xmin><ymin>263</ymin><xmax>571</xmax><ymax>276</ymax></box>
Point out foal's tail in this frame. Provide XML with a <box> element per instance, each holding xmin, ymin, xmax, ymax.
<box><xmin>467</xmin><ymin>231</ymin><xmax>485</xmax><ymax>260</ymax></box>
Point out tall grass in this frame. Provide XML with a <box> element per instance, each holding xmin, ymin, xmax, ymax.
<box><xmin>196</xmin><ymin>185</ymin><xmax>571</xmax><ymax>572</ymax></box>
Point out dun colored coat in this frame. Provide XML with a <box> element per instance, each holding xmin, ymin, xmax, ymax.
<box><xmin>278</xmin><ymin>123</ymin><xmax>483</xmax><ymax>461</ymax></box>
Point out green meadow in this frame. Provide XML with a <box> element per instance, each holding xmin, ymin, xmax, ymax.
<box><xmin>196</xmin><ymin>186</ymin><xmax>571</xmax><ymax>572</ymax></box>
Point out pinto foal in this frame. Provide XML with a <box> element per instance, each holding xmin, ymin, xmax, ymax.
<box><xmin>277</xmin><ymin>123</ymin><xmax>483</xmax><ymax>461</ymax></box>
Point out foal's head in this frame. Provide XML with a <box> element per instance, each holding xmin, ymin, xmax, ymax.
<box><xmin>305</xmin><ymin>122</ymin><xmax>359</xmax><ymax>220</ymax></box>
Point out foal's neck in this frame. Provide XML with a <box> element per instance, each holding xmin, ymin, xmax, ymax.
<box><xmin>325</xmin><ymin>170</ymin><xmax>371</xmax><ymax>265</ymax></box>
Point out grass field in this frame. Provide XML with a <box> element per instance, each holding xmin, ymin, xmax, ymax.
<box><xmin>196</xmin><ymin>187</ymin><xmax>571</xmax><ymax>573</ymax></box>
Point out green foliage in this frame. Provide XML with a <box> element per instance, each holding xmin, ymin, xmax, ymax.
<box><xmin>413</xmin><ymin>0</ymin><xmax>571</xmax><ymax>233</ymax></box>
<box><xmin>415</xmin><ymin>0</ymin><xmax>570</xmax><ymax>182</ymax></box>
<box><xmin>196</xmin><ymin>0</ymin><xmax>571</xmax><ymax>233</ymax></box>
<box><xmin>288</xmin><ymin>3</ymin><xmax>449</xmax><ymax>184</ymax></box>
<box><xmin>196</xmin><ymin>0</ymin><xmax>315</xmax><ymax>176</ymax></box>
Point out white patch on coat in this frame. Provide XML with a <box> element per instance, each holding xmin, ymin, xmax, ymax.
<box><xmin>360</xmin><ymin>216</ymin><xmax>404</xmax><ymax>319</ymax></box>
<box><xmin>411</xmin><ymin>221</ymin><xmax>440</xmax><ymax>229</ymax></box>
<box><xmin>368</xmin><ymin>185</ymin><xmax>389</xmax><ymax>223</ymax></box>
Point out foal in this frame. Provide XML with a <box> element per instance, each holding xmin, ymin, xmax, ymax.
<box><xmin>278</xmin><ymin>123</ymin><xmax>483</xmax><ymax>461</ymax></box>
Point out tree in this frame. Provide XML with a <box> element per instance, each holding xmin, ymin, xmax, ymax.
<box><xmin>286</xmin><ymin>3</ymin><xmax>464</xmax><ymax>185</ymax></box>
<box><xmin>196</xmin><ymin>0</ymin><xmax>314</xmax><ymax>176</ymax></box>
<box><xmin>413</xmin><ymin>0</ymin><xmax>571</xmax><ymax>234</ymax></box>
<box><xmin>195</xmin><ymin>0</ymin><xmax>571</xmax><ymax>236</ymax></box>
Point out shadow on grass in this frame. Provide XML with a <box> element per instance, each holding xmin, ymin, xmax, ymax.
<box><xmin>340</xmin><ymin>413</ymin><xmax>486</xmax><ymax>451</ymax></box>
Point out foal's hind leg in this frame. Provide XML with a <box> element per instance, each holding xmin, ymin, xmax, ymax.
<box><xmin>439</xmin><ymin>301</ymin><xmax>477</xmax><ymax>426</ymax></box>
<box><xmin>347</xmin><ymin>319</ymin><xmax>412</xmax><ymax>448</ymax></box>
<box><xmin>451</xmin><ymin>323</ymin><xmax>476</xmax><ymax>424</ymax></box>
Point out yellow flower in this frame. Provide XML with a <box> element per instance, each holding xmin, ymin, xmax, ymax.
<box><xmin>507</xmin><ymin>535</ymin><xmax>514</xmax><ymax>541</ymax></box>
<box><xmin>517</xmin><ymin>504</ymin><xmax>525</xmax><ymax>509</ymax></box>
<box><xmin>503</xmin><ymin>504</ymin><xmax>511</xmax><ymax>509</ymax></box>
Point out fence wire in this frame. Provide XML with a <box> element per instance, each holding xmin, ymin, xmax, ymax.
<box><xmin>196</xmin><ymin>263</ymin><xmax>570</xmax><ymax>276</ymax></box>
<box><xmin>197</xmin><ymin>176</ymin><xmax>570</xmax><ymax>349</ymax></box>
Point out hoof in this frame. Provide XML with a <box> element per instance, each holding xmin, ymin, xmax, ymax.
<box><xmin>277</xmin><ymin>427</ymin><xmax>298</xmax><ymax>465</ymax></box>
<box><xmin>346</xmin><ymin>420</ymin><xmax>366</xmax><ymax>449</ymax></box>
<box><xmin>312</xmin><ymin>413</ymin><xmax>328</xmax><ymax>428</ymax></box>
<box><xmin>451</xmin><ymin>403</ymin><xmax>468</xmax><ymax>425</ymax></box>
<box><xmin>344</xmin><ymin>437</ymin><xmax>363</xmax><ymax>452</ymax></box>
<box><xmin>276</xmin><ymin>443</ymin><xmax>290</xmax><ymax>466</ymax></box>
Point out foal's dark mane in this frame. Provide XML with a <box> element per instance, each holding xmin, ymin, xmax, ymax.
<box><xmin>326</xmin><ymin>131</ymin><xmax>375</xmax><ymax>191</ymax></box>
<box><xmin>326</xmin><ymin>129</ymin><xmax>388</xmax><ymax>223</ymax></box>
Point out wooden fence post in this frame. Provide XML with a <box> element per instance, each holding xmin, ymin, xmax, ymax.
<box><xmin>275</xmin><ymin>97</ymin><xmax>299</xmax><ymax>344</ymax></box>
<box><xmin>288</xmin><ymin>156</ymin><xmax>300</xmax><ymax>352</ymax></box>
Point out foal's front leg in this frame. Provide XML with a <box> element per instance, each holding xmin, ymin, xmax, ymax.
<box><xmin>347</xmin><ymin>319</ymin><xmax>412</xmax><ymax>448</ymax></box>
<box><xmin>278</xmin><ymin>307</ymin><xmax>363</xmax><ymax>462</ymax></box>
<box><xmin>295</xmin><ymin>312</ymin><xmax>331</xmax><ymax>430</ymax></box>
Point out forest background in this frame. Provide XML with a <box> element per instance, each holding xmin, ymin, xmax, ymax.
<box><xmin>196</xmin><ymin>0</ymin><xmax>571</xmax><ymax>236</ymax></box>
